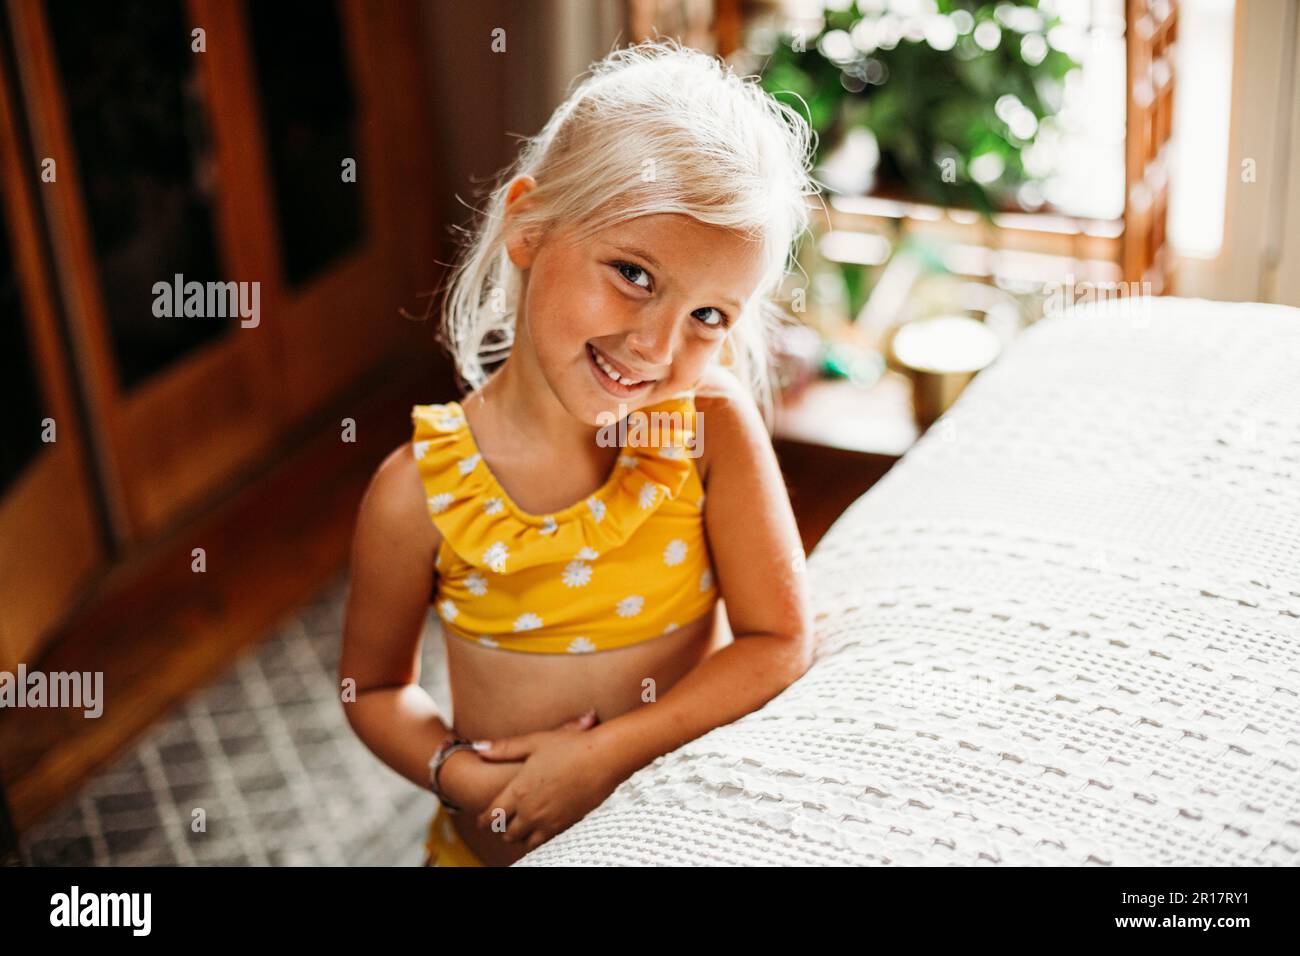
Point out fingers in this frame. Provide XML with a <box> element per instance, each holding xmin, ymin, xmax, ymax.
<box><xmin>501</xmin><ymin>808</ymin><xmax>540</xmax><ymax>846</ymax></box>
<box><xmin>477</xmin><ymin>784</ymin><xmax>516</xmax><ymax>832</ymax></box>
<box><xmin>558</xmin><ymin>708</ymin><xmax>598</xmax><ymax>731</ymax></box>
<box><xmin>478</xmin><ymin>790</ymin><xmax>540</xmax><ymax>847</ymax></box>
<box><xmin>472</xmin><ymin>735</ymin><xmax>529</xmax><ymax>761</ymax></box>
<box><xmin>473</xmin><ymin>779</ymin><xmax>547</xmax><ymax>847</ymax></box>
<box><xmin>479</xmin><ymin>711</ymin><xmax>598</xmax><ymax>760</ymax></box>
<box><xmin>475</xmin><ymin>788</ymin><xmax>559</xmax><ymax>852</ymax></box>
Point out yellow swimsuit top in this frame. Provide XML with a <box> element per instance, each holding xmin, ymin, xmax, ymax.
<box><xmin>411</xmin><ymin>392</ymin><xmax>718</xmax><ymax>654</ymax></box>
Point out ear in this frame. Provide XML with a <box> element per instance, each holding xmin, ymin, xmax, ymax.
<box><xmin>503</xmin><ymin>175</ymin><xmax>541</xmax><ymax>270</ymax></box>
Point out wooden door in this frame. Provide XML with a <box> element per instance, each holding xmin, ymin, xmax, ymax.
<box><xmin>0</xmin><ymin>31</ymin><xmax>104</xmax><ymax>673</ymax></box>
<box><xmin>6</xmin><ymin>0</ymin><xmax>438</xmax><ymax>546</ymax></box>
<box><xmin>8</xmin><ymin>0</ymin><xmax>283</xmax><ymax>544</ymax></box>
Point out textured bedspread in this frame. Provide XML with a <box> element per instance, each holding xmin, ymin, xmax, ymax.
<box><xmin>517</xmin><ymin>297</ymin><xmax>1300</xmax><ymax>866</ymax></box>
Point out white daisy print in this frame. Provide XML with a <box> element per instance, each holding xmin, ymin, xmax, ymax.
<box><xmin>567</xmin><ymin>636</ymin><xmax>597</xmax><ymax>654</ymax></box>
<box><xmin>657</xmin><ymin>445</ymin><xmax>685</xmax><ymax>460</ymax></box>
<box><xmin>513</xmin><ymin>613</ymin><xmax>543</xmax><ymax>632</ymax></box>
<box><xmin>430</xmin><ymin>407</ymin><xmax>465</xmax><ymax>432</ymax></box>
<box><xmin>617</xmin><ymin>454</ymin><xmax>639</xmax><ymax>468</ymax></box>
<box><xmin>587</xmin><ymin>496</ymin><xmax>606</xmax><ymax>523</ymax></box>
<box><xmin>427</xmin><ymin>492</ymin><xmax>454</xmax><ymax>514</ymax></box>
<box><xmin>412</xmin><ymin>440</ymin><xmax>431</xmax><ymax>460</ymax></box>
<box><xmin>562</xmin><ymin>560</ymin><xmax>593</xmax><ymax>588</ymax></box>
<box><xmin>483</xmin><ymin>541</ymin><xmax>509</xmax><ymax>573</ymax></box>
<box><xmin>539</xmin><ymin>516</ymin><xmax>558</xmax><ymax>535</ymax></box>
<box><xmin>483</xmin><ymin>497</ymin><xmax>504</xmax><ymax>516</ymax></box>
<box><xmin>663</xmin><ymin>622</ymin><xmax>679</xmax><ymax>634</ymax></box>
<box><xmin>638</xmin><ymin>483</ymin><xmax>659</xmax><ymax>509</ymax></box>
<box><xmin>699</xmin><ymin>569</ymin><xmax>713</xmax><ymax>592</ymax></box>
<box><xmin>575</xmin><ymin>547</ymin><xmax>600</xmax><ymax>561</ymax></box>
<box><xmin>458</xmin><ymin>453</ymin><xmax>481</xmax><ymax>476</ymax></box>
<box><xmin>663</xmin><ymin>539</ymin><xmax>687</xmax><ymax>566</ymax></box>
<box><xmin>438</xmin><ymin>598</ymin><xmax>458</xmax><ymax>621</ymax></box>
<box><xmin>465</xmin><ymin>572</ymin><xmax>488</xmax><ymax>596</ymax></box>
<box><xmin>477</xmin><ymin>635</ymin><xmax>499</xmax><ymax>648</ymax></box>
<box><xmin>616</xmin><ymin>595</ymin><xmax>645</xmax><ymax>618</ymax></box>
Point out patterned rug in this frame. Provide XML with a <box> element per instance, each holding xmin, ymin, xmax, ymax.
<box><xmin>19</xmin><ymin>570</ymin><xmax>450</xmax><ymax>866</ymax></box>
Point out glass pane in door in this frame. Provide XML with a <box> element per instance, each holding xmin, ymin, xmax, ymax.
<box><xmin>47</xmin><ymin>0</ymin><xmax>228</xmax><ymax>393</ymax></box>
<box><xmin>0</xmin><ymin>192</ymin><xmax>48</xmax><ymax>498</ymax></box>
<box><xmin>247</xmin><ymin>0</ymin><xmax>364</xmax><ymax>288</ymax></box>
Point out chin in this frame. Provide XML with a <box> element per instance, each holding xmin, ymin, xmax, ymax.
<box><xmin>576</xmin><ymin>391</ymin><xmax>648</xmax><ymax>428</ymax></box>
<box><xmin>548</xmin><ymin>378</ymin><xmax>626</xmax><ymax>429</ymax></box>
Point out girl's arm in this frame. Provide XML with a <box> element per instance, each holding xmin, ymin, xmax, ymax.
<box><xmin>339</xmin><ymin>444</ymin><xmax>454</xmax><ymax>788</ymax></box>
<box><xmin>339</xmin><ymin>444</ymin><xmax>512</xmax><ymax>803</ymax></box>
<box><xmin>586</xmin><ymin>373</ymin><xmax>816</xmax><ymax>782</ymax></box>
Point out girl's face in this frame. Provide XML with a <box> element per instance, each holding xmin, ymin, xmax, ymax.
<box><xmin>503</xmin><ymin>177</ymin><xmax>768</xmax><ymax>425</ymax></box>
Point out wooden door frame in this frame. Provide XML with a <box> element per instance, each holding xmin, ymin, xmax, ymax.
<box><xmin>0</xmin><ymin>23</ymin><xmax>104</xmax><ymax>673</ymax></box>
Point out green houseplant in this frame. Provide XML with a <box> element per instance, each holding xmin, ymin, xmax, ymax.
<box><xmin>760</xmin><ymin>0</ymin><xmax>1079</xmax><ymax>215</ymax></box>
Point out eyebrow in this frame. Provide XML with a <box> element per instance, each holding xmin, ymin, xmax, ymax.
<box><xmin>611</xmin><ymin>244</ymin><xmax>744</xmax><ymax>312</ymax></box>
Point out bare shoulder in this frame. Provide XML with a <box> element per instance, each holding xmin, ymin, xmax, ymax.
<box><xmin>693</xmin><ymin>365</ymin><xmax>770</xmax><ymax>488</ymax></box>
<box><xmin>341</xmin><ymin>440</ymin><xmax>442</xmax><ymax>695</ymax></box>
<box><xmin>357</xmin><ymin>440</ymin><xmax>442</xmax><ymax>554</ymax></box>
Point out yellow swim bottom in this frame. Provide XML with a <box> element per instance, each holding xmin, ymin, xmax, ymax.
<box><xmin>423</xmin><ymin>803</ymin><xmax>485</xmax><ymax>867</ymax></box>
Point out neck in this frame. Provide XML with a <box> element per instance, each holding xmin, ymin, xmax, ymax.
<box><xmin>467</xmin><ymin>329</ymin><xmax>600</xmax><ymax>461</ymax></box>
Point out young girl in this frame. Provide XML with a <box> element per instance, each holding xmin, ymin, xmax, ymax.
<box><xmin>340</xmin><ymin>39</ymin><xmax>819</xmax><ymax>867</ymax></box>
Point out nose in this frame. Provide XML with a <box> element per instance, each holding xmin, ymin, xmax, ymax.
<box><xmin>625</xmin><ymin>314</ymin><xmax>678</xmax><ymax>369</ymax></box>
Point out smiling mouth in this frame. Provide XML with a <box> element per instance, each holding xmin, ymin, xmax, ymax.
<box><xmin>587</xmin><ymin>343</ymin><xmax>657</xmax><ymax>389</ymax></box>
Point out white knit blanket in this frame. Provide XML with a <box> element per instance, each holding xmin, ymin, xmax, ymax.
<box><xmin>518</xmin><ymin>297</ymin><xmax>1300</xmax><ymax>866</ymax></box>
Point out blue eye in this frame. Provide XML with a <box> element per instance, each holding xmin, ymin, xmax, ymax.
<box><xmin>612</xmin><ymin>260</ymin><xmax>730</xmax><ymax>329</ymax></box>
<box><xmin>614</xmin><ymin>262</ymin><xmax>650</xmax><ymax>288</ymax></box>
<box><xmin>693</xmin><ymin>307</ymin><xmax>729</xmax><ymax>329</ymax></box>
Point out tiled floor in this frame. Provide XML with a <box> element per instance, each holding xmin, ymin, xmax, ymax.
<box><xmin>19</xmin><ymin>570</ymin><xmax>452</xmax><ymax>866</ymax></box>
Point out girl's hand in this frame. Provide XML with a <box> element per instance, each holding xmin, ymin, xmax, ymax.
<box><xmin>437</xmin><ymin>748</ymin><xmax>522</xmax><ymax>816</ymax></box>
<box><xmin>472</xmin><ymin>710</ymin><xmax>620</xmax><ymax>852</ymax></box>
<box><xmin>441</xmin><ymin>710</ymin><xmax>597</xmax><ymax>817</ymax></box>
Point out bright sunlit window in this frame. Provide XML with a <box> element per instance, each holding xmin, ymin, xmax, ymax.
<box><xmin>759</xmin><ymin>0</ymin><xmax>1236</xmax><ymax>246</ymax></box>
<box><xmin>1167</xmin><ymin>0</ymin><xmax>1235</xmax><ymax>258</ymax></box>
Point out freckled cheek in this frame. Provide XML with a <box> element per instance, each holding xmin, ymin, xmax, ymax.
<box><xmin>527</xmin><ymin>273</ymin><xmax>609</xmax><ymax>345</ymax></box>
<box><xmin>674</xmin><ymin>347</ymin><xmax>715</xmax><ymax>385</ymax></box>
<box><xmin>565</xmin><ymin>284</ymin><xmax>636</xmax><ymax>344</ymax></box>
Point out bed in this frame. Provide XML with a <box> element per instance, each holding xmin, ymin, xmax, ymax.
<box><xmin>516</xmin><ymin>296</ymin><xmax>1300</xmax><ymax>866</ymax></box>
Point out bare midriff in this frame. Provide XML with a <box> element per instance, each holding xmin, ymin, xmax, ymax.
<box><xmin>442</xmin><ymin>600</ymin><xmax>732</xmax><ymax>866</ymax></box>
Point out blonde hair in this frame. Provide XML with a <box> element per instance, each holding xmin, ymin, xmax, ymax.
<box><xmin>437</xmin><ymin>38</ymin><xmax>819</xmax><ymax>428</ymax></box>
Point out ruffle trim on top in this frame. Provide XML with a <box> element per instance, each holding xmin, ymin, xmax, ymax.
<box><xmin>411</xmin><ymin>393</ymin><xmax>699</xmax><ymax>574</ymax></box>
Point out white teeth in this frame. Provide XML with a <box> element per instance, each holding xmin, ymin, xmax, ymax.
<box><xmin>591</xmin><ymin>346</ymin><xmax>644</xmax><ymax>386</ymax></box>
